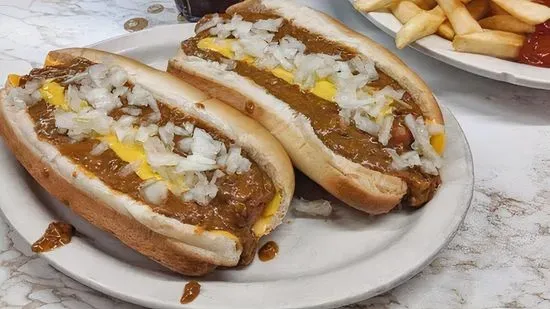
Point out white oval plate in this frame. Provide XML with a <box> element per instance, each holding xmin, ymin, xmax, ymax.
<box><xmin>0</xmin><ymin>23</ymin><xmax>474</xmax><ymax>309</ymax></box>
<box><xmin>349</xmin><ymin>1</ymin><xmax>550</xmax><ymax>90</ymax></box>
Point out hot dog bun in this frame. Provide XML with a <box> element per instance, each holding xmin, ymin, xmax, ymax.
<box><xmin>0</xmin><ymin>48</ymin><xmax>294</xmax><ymax>276</ymax></box>
<box><xmin>167</xmin><ymin>0</ymin><xmax>443</xmax><ymax>214</ymax></box>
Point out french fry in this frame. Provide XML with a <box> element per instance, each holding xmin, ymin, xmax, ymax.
<box><xmin>489</xmin><ymin>2</ymin><xmax>509</xmax><ymax>15</ymax></box>
<box><xmin>396</xmin><ymin>6</ymin><xmax>446</xmax><ymax>48</ymax></box>
<box><xmin>409</xmin><ymin>0</ymin><xmax>438</xmax><ymax>10</ymax></box>
<box><xmin>354</xmin><ymin>0</ymin><xmax>397</xmax><ymax>12</ymax></box>
<box><xmin>491</xmin><ymin>0</ymin><xmax>550</xmax><ymax>25</ymax></box>
<box><xmin>391</xmin><ymin>1</ymin><xmax>423</xmax><ymax>23</ymax></box>
<box><xmin>437</xmin><ymin>21</ymin><xmax>455</xmax><ymax>40</ymax></box>
<box><xmin>453</xmin><ymin>30</ymin><xmax>526</xmax><ymax>59</ymax></box>
<box><xmin>479</xmin><ymin>15</ymin><xmax>536</xmax><ymax>34</ymax></box>
<box><xmin>435</xmin><ymin>0</ymin><xmax>483</xmax><ymax>35</ymax></box>
<box><xmin>437</xmin><ymin>0</ymin><xmax>487</xmax><ymax>40</ymax></box>
<box><xmin>466</xmin><ymin>0</ymin><xmax>489</xmax><ymax>20</ymax></box>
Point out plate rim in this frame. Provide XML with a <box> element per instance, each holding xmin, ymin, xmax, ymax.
<box><xmin>0</xmin><ymin>23</ymin><xmax>474</xmax><ymax>309</ymax></box>
<box><xmin>348</xmin><ymin>0</ymin><xmax>550</xmax><ymax>90</ymax></box>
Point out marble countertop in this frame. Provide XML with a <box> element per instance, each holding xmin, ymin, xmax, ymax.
<box><xmin>1</xmin><ymin>0</ymin><xmax>549</xmax><ymax>308</ymax></box>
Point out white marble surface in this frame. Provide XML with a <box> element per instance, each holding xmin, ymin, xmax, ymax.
<box><xmin>1</xmin><ymin>0</ymin><xmax>549</xmax><ymax>308</ymax></box>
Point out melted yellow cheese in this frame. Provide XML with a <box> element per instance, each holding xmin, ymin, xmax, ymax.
<box><xmin>210</xmin><ymin>230</ymin><xmax>240</xmax><ymax>242</ymax></box>
<box><xmin>197</xmin><ymin>38</ymin><xmax>445</xmax><ymax>154</ymax></box>
<box><xmin>430</xmin><ymin>133</ymin><xmax>445</xmax><ymax>155</ymax></box>
<box><xmin>98</xmin><ymin>134</ymin><xmax>159</xmax><ymax>180</ymax></box>
<box><xmin>39</xmin><ymin>82</ymin><xmax>69</xmax><ymax>111</ymax></box>
<box><xmin>33</xmin><ymin>81</ymin><xmax>157</xmax><ymax>180</ymax></box>
<box><xmin>201</xmin><ymin>191</ymin><xmax>282</xmax><ymax>242</ymax></box>
<box><xmin>198</xmin><ymin>37</ymin><xmax>235</xmax><ymax>58</ymax></box>
<box><xmin>252</xmin><ymin>191</ymin><xmax>282</xmax><ymax>236</ymax></box>
<box><xmin>8</xmin><ymin>74</ymin><xmax>20</xmax><ymax>87</ymax></box>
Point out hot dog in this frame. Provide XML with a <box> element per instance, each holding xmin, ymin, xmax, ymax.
<box><xmin>167</xmin><ymin>0</ymin><xmax>445</xmax><ymax>214</ymax></box>
<box><xmin>0</xmin><ymin>48</ymin><xmax>294</xmax><ymax>276</ymax></box>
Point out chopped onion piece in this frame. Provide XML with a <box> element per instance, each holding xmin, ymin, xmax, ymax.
<box><xmin>183</xmin><ymin>172</ymin><xmax>218</xmax><ymax>206</ymax></box>
<box><xmin>90</xmin><ymin>141</ymin><xmax>109</xmax><ymax>156</ymax></box>
<box><xmin>158</xmin><ymin>122</ymin><xmax>176</xmax><ymax>149</ymax></box>
<box><xmin>378</xmin><ymin>115</ymin><xmax>394</xmax><ymax>146</ymax></box>
<box><xmin>108</xmin><ymin>66</ymin><xmax>128</xmax><ymax>88</ymax></box>
<box><xmin>88</xmin><ymin>64</ymin><xmax>109</xmax><ymax>88</ymax></box>
<box><xmin>118</xmin><ymin>160</ymin><xmax>141</xmax><ymax>177</ymax></box>
<box><xmin>427</xmin><ymin>123</ymin><xmax>445</xmax><ymax>136</ymax></box>
<box><xmin>353</xmin><ymin>112</ymin><xmax>379</xmax><ymax>136</ymax></box>
<box><xmin>140</xmin><ymin>181</ymin><xmax>169</xmax><ymax>205</ymax></box>
<box><xmin>127</xmin><ymin>84</ymin><xmax>156</xmax><ymax>107</ymax></box>
<box><xmin>253</xmin><ymin>18</ymin><xmax>283</xmax><ymax>32</ymax></box>
<box><xmin>85</xmin><ymin>88</ymin><xmax>119</xmax><ymax>113</ymax></box>
<box><xmin>191</xmin><ymin>128</ymin><xmax>223</xmax><ymax>160</ymax></box>
<box><xmin>120</xmin><ymin>106</ymin><xmax>142</xmax><ymax>116</ymax></box>
<box><xmin>293</xmin><ymin>198</ymin><xmax>332</xmax><ymax>217</ymax></box>
<box><xmin>175</xmin><ymin>155</ymin><xmax>218</xmax><ymax>173</ymax></box>
<box><xmin>178</xmin><ymin>137</ymin><xmax>193</xmax><ymax>154</ymax></box>
<box><xmin>225</xmin><ymin>146</ymin><xmax>251</xmax><ymax>174</ymax></box>
<box><xmin>197</xmin><ymin>14</ymin><xmax>222</xmax><ymax>33</ymax></box>
<box><xmin>135</xmin><ymin>124</ymin><xmax>158</xmax><ymax>143</ymax></box>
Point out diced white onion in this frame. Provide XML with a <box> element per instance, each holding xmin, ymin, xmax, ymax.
<box><xmin>378</xmin><ymin>115</ymin><xmax>394</xmax><ymax>146</ymax></box>
<box><xmin>175</xmin><ymin>155</ymin><xmax>218</xmax><ymax>173</ymax></box>
<box><xmin>108</xmin><ymin>66</ymin><xmax>128</xmax><ymax>88</ymax></box>
<box><xmin>118</xmin><ymin>160</ymin><xmax>141</xmax><ymax>177</ymax></box>
<box><xmin>253</xmin><ymin>18</ymin><xmax>283</xmax><ymax>32</ymax></box>
<box><xmin>427</xmin><ymin>123</ymin><xmax>445</xmax><ymax>136</ymax></box>
<box><xmin>190</xmin><ymin>128</ymin><xmax>223</xmax><ymax>160</ymax></box>
<box><xmin>88</xmin><ymin>64</ymin><xmax>109</xmax><ymax>88</ymax></box>
<box><xmin>183</xmin><ymin>172</ymin><xmax>218</xmax><ymax>206</ymax></box>
<box><xmin>140</xmin><ymin>181</ymin><xmax>169</xmax><ymax>205</ymax></box>
<box><xmin>127</xmin><ymin>84</ymin><xmax>156</xmax><ymax>107</ymax></box>
<box><xmin>224</xmin><ymin>146</ymin><xmax>251</xmax><ymax>174</ymax></box>
<box><xmin>158</xmin><ymin>122</ymin><xmax>176</xmax><ymax>149</ymax></box>
<box><xmin>120</xmin><ymin>106</ymin><xmax>142</xmax><ymax>116</ymax></box>
<box><xmin>135</xmin><ymin>124</ymin><xmax>158</xmax><ymax>143</ymax></box>
<box><xmin>353</xmin><ymin>111</ymin><xmax>379</xmax><ymax>136</ymax></box>
<box><xmin>90</xmin><ymin>141</ymin><xmax>109</xmax><ymax>156</ymax></box>
<box><xmin>196</xmin><ymin>13</ymin><xmax>223</xmax><ymax>33</ymax></box>
<box><xmin>293</xmin><ymin>198</ymin><xmax>332</xmax><ymax>217</ymax></box>
<box><xmin>177</xmin><ymin>137</ymin><xmax>193</xmax><ymax>153</ymax></box>
<box><xmin>85</xmin><ymin>88</ymin><xmax>119</xmax><ymax>113</ymax></box>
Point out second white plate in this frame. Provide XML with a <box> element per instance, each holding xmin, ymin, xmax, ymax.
<box><xmin>351</xmin><ymin>2</ymin><xmax>550</xmax><ymax>90</ymax></box>
<box><xmin>0</xmin><ymin>23</ymin><xmax>474</xmax><ymax>309</ymax></box>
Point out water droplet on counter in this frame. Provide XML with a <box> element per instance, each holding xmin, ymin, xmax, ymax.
<box><xmin>124</xmin><ymin>18</ymin><xmax>149</xmax><ymax>32</ymax></box>
<box><xmin>147</xmin><ymin>4</ymin><xmax>164</xmax><ymax>14</ymax></box>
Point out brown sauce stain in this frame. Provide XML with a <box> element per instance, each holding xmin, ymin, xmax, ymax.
<box><xmin>258</xmin><ymin>241</ymin><xmax>278</xmax><ymax>262</ymax></box>
<box><xmin>195</xmin><ymin>102</ymin><xmax>205</xmax><ymax>109</ymax></box>
<box><xmin>245</xmin><ymin>101</ymin><xmax>255</xmax><ymax>114</ymax></box>
<box><xmin>180</xmin><ymin>281</ymin><xmax>201</xmax><ymax>304</ymax></box>
<box><xmin>31</xmin><ymin>222</ymin><xmax>74</xmax><ymax>253</ymax></box>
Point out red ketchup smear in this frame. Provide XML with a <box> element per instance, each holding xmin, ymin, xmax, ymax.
<box><xmin>517</xmin><ymin>0</ymin><xmax>550</xmax><ymax>67</ymax></box>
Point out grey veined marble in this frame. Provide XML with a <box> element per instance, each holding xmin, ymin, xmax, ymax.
<box><xmin>1</xmin><ymin>0</ymin><xmax>550</xmax><ymax>308</ymax></box>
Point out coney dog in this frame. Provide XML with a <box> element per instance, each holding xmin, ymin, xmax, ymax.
<box><xmin>167</xmin><ymin>0</ymin><xmax>445</xmax><ymax>215</ymax></box>
<box><xmin>0</xmin><ymin>48</ymin><xmax>294</xmax><ymax>276</ymax></box>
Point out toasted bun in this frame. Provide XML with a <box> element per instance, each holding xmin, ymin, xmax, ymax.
<box><xmin>0</xmin><ymin>48</ymin><xmax>294</xmax><ymax>275</ymax></box>
<box><xmin>168</xmin><ymin>0</ymin><xmax>442</xmax><ymax>214</ymax></box>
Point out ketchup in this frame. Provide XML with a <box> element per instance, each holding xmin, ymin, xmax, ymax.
<box><xmin>517</xmin><ymin>0</ymin><xmax>550</xmax><ymax>67</ymax></box>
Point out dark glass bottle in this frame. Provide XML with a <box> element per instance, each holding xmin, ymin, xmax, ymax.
<box><xmin>175</xmin><ymin>0</ymin><xmax>242</xmax><ymax>22</ymax></box>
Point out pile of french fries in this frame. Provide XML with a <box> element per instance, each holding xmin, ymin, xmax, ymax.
<box><xmin>354</xmin><ymin>0</ymin><xmax>550</xmax><ymax>60</ymax></box>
